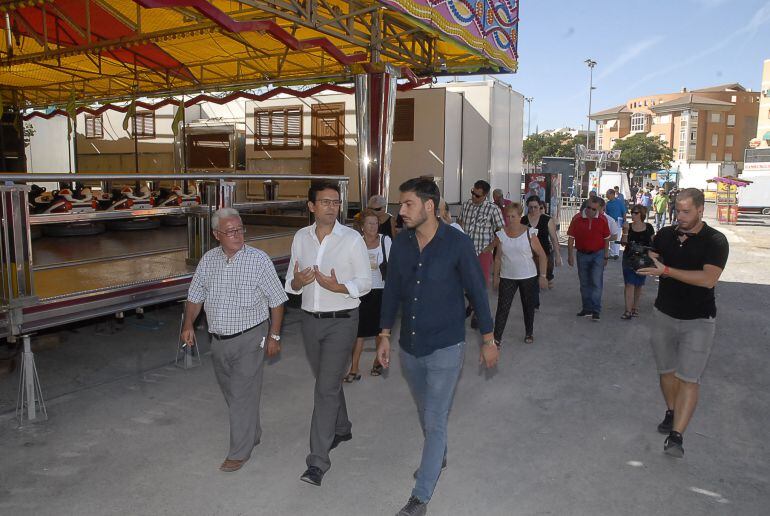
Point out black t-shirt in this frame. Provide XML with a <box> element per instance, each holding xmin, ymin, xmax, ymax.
<box><xmin>653</xmin><ymin>223</ymin><xmax>729</xmax><ymax>320</ymax></box>
<box><xmin>622</xmin><ymin>222</ymin><xmax>654</xmax><ymax>265</ymax></box>
<box><xmin>521</xmin><ymin>214</ymin><xmax>552</xmax><ymax>254</ymax></box>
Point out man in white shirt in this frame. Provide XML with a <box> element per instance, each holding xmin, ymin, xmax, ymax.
<box><xmin>285</xmin><ymin>181</ymin><xmax>371</xmax><ymax>486</ymax></box>
<box><xmin>598</xmin><ymin>197</ymin><xmax>621</xmax><ymax>259</ymax></box>
<box><xmin>182</xmin><ymin>207</ymin><xmax>287</xmax><ymax>473</ymax></box>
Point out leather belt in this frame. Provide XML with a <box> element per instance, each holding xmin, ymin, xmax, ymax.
<box><xmin>210</xmin><ymin>322</ymin><xmax>263</xmax><ymax>341</ymax></box>
<box><xmin>303</xmin><ymin>309</ymin><xmax>354</xmax><ymax>319</ymax></box>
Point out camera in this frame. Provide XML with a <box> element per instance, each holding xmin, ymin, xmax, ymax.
<box><xmin>625</xmin><ymin>242</ymin><xmax>655</xmax><ymax>271</ymax></box>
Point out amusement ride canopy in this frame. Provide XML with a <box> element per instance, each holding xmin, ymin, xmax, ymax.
<box><xmin>0</xmin><ymin>0</ymin><xmax>519</xmax><ymax>108</ymax></box>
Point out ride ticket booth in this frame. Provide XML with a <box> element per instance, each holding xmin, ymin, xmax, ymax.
<box><xmin>708</xmin><ymin>176</ymin><xmax>752</xmax><ymax>224</ymax></box>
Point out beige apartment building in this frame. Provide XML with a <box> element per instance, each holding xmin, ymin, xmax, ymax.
<box><xmin>591</xmin><ymin>84</ymin><xmax>760</xmax><ymax>185</ymax></box>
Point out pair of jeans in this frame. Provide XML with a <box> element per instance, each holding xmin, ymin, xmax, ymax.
<box><xmin>494</xmin><ymin>276</ymin><xmax>538</xmax><ymax>342</ymax></box>
<box><xmin>400</xmin><ymin>343</ymin><xmax>465</xmax><ymax>503</ymax></box>
<box><xmin>654</xmin><ymin>211</ymin><xmax>667</xmax><ymax>231</ymax></box>
<box><xmin>576</xmin><ymin>250</ymin><xmax>604</xmax><ymax>314</ymax></box>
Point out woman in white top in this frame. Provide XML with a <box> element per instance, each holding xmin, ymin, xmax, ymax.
<box><xmin>345</xmin><ymin>209</ymin><xmax>392</xmax><ymax>381</ymax></box>
<box><xmin>492</xmin><ymin>203</ymin><xmax>548</xmax><ymax>345</ymax></box>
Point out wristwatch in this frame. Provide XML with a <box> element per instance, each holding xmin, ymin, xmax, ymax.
<box><xmin>269</xmin><ymin>334</ymin><xmax>281</xmax><ymax>341</ymax></box>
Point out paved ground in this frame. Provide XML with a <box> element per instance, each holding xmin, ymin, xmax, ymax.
<box><xmin>1</xmin><ymin>210</ymin><xmax>768</xmax><ymax>516</ymax></box>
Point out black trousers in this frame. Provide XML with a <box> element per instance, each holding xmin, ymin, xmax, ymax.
<box><xmin>494</xmin><ymin>276</ymin><xmax>538</xmax><ymax>342</ymax></box>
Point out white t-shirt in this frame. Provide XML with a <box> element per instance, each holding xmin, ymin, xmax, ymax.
<box><xmin>497</xmin><ymin>228</ymin><xmax>538</xmax><ymax>280</ymax></box>
<box><xmin>603</xmin><ymin>213</ymin><xmax>620</xmax><ymax>239</ymax></box>
<box><xmin>366</xmin><ymin>234</ymin><xmax>392</xmax><ymax>289</ymax></box>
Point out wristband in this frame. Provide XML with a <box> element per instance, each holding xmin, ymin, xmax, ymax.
<box><xmin>663</xmin><ymin>266</ymin><xmax>670</xmax><ymax>276</ymax></box>
<box><xmin>378</xmin><ymin>333</ymin><xmax>391</xmax><ymax>338</ymax></box>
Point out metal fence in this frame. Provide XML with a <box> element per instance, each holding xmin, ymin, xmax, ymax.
<box><xmin>557</xmin><ymin>196</ymin><xmax>587</xmax><ymax>243</ymax></box>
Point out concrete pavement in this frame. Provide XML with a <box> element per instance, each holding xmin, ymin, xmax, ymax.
<box><xmin>0</xmin><ymin>214</ymin><xmax>768</xmax><ymax>516</ymax></box>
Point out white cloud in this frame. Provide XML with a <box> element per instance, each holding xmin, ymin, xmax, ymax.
<box><xmin>624</xmin><ymin>0</ymin><xmax>770</xmax><ymax>93</ymax></box>
<box><xmin>596</xmin><ymin>36</ymin><xmax>665</xmax><ymax>82</ymax></box>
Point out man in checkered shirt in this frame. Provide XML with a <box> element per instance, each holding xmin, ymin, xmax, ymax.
<box><xmin>459</xmin><ymin>180</ymin><xmax>504</xmax><ymax>326</ymax></box>
<box><xmin>182</xmin><ymin>207</ymin><xmax>287</xmax><ymax>473</ymax></box>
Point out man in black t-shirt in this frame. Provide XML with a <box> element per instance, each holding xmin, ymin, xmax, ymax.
<box><xmin>638</xmin><ymin>188</ymin><xmax>729</xmax><ymax>458</ymax></box>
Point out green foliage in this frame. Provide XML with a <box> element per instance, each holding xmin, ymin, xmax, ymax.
<box><xmin>612</xmin><ymin>133</ymin><xmax>673</xmax><ymax>176</ymax></box>
<box><xmin>523</xmin><ymin>132</ymin><xmax>581</xmax><ymax>165</ymax></box>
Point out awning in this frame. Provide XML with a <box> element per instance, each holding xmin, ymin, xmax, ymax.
<box><xmin>0</xmin><ymin>0</ymin><xmax>519</xmax><ymax>108</ymax></box>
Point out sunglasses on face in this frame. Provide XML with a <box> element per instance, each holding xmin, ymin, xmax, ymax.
<box><xmin>631</xmin><ymin>211</ymin><xmax>640</xmax><ymax>214</ymax></box>
<box><xmin>471</xmin><ymin>190</ymin><xmax>483</xmax><ymax>198</ymax></box>
<box><xmin>586</xmin><ymin>207</ymin><xmax>597</xmax><ymax>212</ymax></box>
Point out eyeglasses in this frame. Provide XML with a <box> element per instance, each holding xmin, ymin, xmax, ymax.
<box><xmin>315</xmin><ymin>199</ymin><xmax>342</xmax><ymax>207</ymax></box>
<box><xmin>371</xmin><ymin>206</ymin><xmax>384</xmax><ymax>211</ymax></box>
<box><xmin>527</xmin><ymin>205</ymin><xmax>539</xmax><ymax>211</ymax></box>
<box><xmin>631</xmin><ymin>211</ymin><xmax>640</xmax><ymax>214</ymax></box>
<box><xmin>586</xmin><ymin>207</ymin><xmax>597</xmax><ymax>212</ymax></box>
<box><xmin>215</xmin><ymin>227</ymin><xmax>246</xmax><ymax>238</ymax></box>
<box><xmin>471</xmin><ymin>189</ymin><xmax>483</xmax><ymax>198</ymax></box>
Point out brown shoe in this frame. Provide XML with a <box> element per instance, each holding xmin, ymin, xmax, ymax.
<box><xmin>219</xmin><ymin>458</ymin><xmax>246</xmax><ymax>472</ymax></box>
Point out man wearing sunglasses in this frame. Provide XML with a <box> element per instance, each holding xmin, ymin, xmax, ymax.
<box><xmin>567</xmin><ymin>197</ymin><xmax>611</xmax><ymax>321</ymax></box>
<box><xmin>458</xmin><ymin>180</ymin><xmax>505</xmax><ymax>327</ymax></box>
<box><xmin>183</xmin><ymin>207</ymin><xmax>288</xmax><ymax>473</ymax></box>
<box><xmin>285</xmin><ymin>181</ymin><xmax>371</xmax><ymax>486</ymax></box>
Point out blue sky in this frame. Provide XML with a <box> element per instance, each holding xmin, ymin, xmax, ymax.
<box><xmin>479</xmin><ymin>0</ymin><xmax>770</xmax><ymax>133</ymax></box>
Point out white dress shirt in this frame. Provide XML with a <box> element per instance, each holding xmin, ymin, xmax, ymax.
<box><xmin>285</xmin><ymin>220</ymin><xmax>372</xmax><ymax>312</ymax></box>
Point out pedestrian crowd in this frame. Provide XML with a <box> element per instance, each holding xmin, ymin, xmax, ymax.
<box><xmin>182</xmin><ymin>177</ymin><xmax>728</xmax><ymax>515</ymax></box>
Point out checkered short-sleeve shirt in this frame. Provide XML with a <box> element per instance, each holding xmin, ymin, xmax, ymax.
<box><xmin>187</xmin><ymin>245</ymin><xmax>288</xmax><ymax>335</ymax></box>
<box><xmin>459</xmin><ymin>199</ymin><xmax>505</xmax><ymax>254</ymax></box>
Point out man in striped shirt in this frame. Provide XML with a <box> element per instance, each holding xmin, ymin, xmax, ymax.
<box><xmin>182</xmin><ymin>207</ymin><xmax>288</xmax><ymax>473</ymax></box>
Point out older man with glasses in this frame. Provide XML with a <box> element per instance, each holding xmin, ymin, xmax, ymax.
<box><xmin>182</xmin><ymin>207</ymin><xmax>288</xmax><ymax>473</ymax></box>
<box><xmin>567</xmin><ymin>197</ymin><xmax>611</xmax><ymax>322</ymax></box>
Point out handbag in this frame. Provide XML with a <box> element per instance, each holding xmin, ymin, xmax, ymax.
<box><xmin>378</xmin><ymin>234</ymin><xmax>388</xmax><ymax>279</ymax></box>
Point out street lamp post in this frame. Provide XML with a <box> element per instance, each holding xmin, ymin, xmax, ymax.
<box><xmin>524</xmin><ymin>96</ymin><xmax>534</xmax><ymax>137</ymax></box>
<box><xmin>585</xmin><ymin>59</ymin><xmax>597</xmax><ymax>149</ymax></box>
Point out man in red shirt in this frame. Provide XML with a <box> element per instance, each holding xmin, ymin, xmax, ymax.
<box><xmin>567</xmin><ymin>197</ymin><xmax>610</xmax><ymax>321</ymax></box>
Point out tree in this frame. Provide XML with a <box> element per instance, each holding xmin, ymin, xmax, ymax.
<box><xmin>612</xmin><ymin>133</ymin><xmax>673</xmax><ymax>183</ymax></box>
<box><xmin>523</xmin><ymin>132</ymin><xmax>581</xmax><ymax>166</ymax></box>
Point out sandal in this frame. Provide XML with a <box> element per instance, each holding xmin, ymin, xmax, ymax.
<box><xmin>370</xmin><ymin>363</ymin><xmax>383</xmax><ymax>376</ymax></box>
<box><xmin>631</xmin><ymin>308</ymin><xmax>640</xmax><ymax>317</ymax></box>
<box><xmin>343</xmin><ymin>372</ymin><xmax>361</xmax><ymax>383</ymax></box>
<box><xmin>524</xmin><ymin>335</ymin><xmax>534</xmax><ymax>344</ymax></box>
<box><xmin>621</xmin><ymin>311</ymin><xmax>633</xmax><ymax>320</ymax></box>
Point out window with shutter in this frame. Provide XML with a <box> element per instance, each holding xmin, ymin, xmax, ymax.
<box><xmin>393</xmin><ymin>98</ymin><xmax>415</xmax><ymax>141</ymax></box>
<box><xmin>133</xmin><ymin>111</ymin><xmax>155</xmax><ymax>138</ymax></box>
<box><xmin>85</xmin><ymin>115</ymin><xmax>103</xmax><ymax>139</ymax></box>
<box><xmin>254</xmin><ymin>106</ymin><xmax>303</xmax><ymax>150</ymax></box>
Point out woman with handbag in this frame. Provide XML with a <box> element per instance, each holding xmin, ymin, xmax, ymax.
<box><xmin>492</xmin><ymin>203</ymin><xmax>548</xmax><ymax>345</ymax></box>
<box><xmin>345</xmin><ymin>209</ymin><xmax>391</xmax><ymax>382</ymax></box>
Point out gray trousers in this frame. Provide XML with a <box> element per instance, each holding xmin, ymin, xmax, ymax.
<box><xmin>211</xmin><ymin>322</ymin><xmax>268</xmax><ymax>461</ymax></box>
<box><xmin>301</xmin><ymin>310</ymin><xmax>359</xmax><ymax>472</ymax></box>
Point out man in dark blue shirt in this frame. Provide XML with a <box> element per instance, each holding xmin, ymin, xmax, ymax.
<box><xmin>378</xmin><ymin>178</ymin><xmax>498</xmax><ymax>516</ymax></box>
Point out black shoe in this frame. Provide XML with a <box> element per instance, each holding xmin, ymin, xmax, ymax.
<box><xmin>300</xmin><ymin>466</ymin><xmax>324</xmax><ymax>486</ymax></box>
<box><xmin>657</xmin><ymin>410</ymin><xmax>674</xmax><ymax>434</ymax></box>
<box><xmin>396</xmin><ymin>496</ymin><xmax>428</xmax><ymax>516</ymax></box>
<box><xmin>576</xmin><ymin>310</ymin><xmax>592</xmax><ymax>317</ymax></box>
<box><xmin>330</xmin><ymin>432</ymin><xmax>352</xmax><ymax>451</ymax></box>
<box><xmin>664</xmin><ymin>431</ymin><xmax>684</xmax><ymax>458</ymax></box>
<box><xmin>591</xmin><ymin>312</ymin><xmax>600</xmax><ymax>322</ymax></box>
<box><xmin>413</xmin><ymin>458</ymin><xmax>447</xmax><ymax>479</ymax></box>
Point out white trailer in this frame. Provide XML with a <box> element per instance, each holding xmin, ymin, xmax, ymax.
<box><xmin>738</xmin><ymin>172</ymin><xmax>770</xmax><ymax>215</ymax></box>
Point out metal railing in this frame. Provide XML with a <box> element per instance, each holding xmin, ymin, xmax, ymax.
<box><xmin>558</xmin><ymin>196</ymin><xmax>587</xmax><ymax>242</ymax></box>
